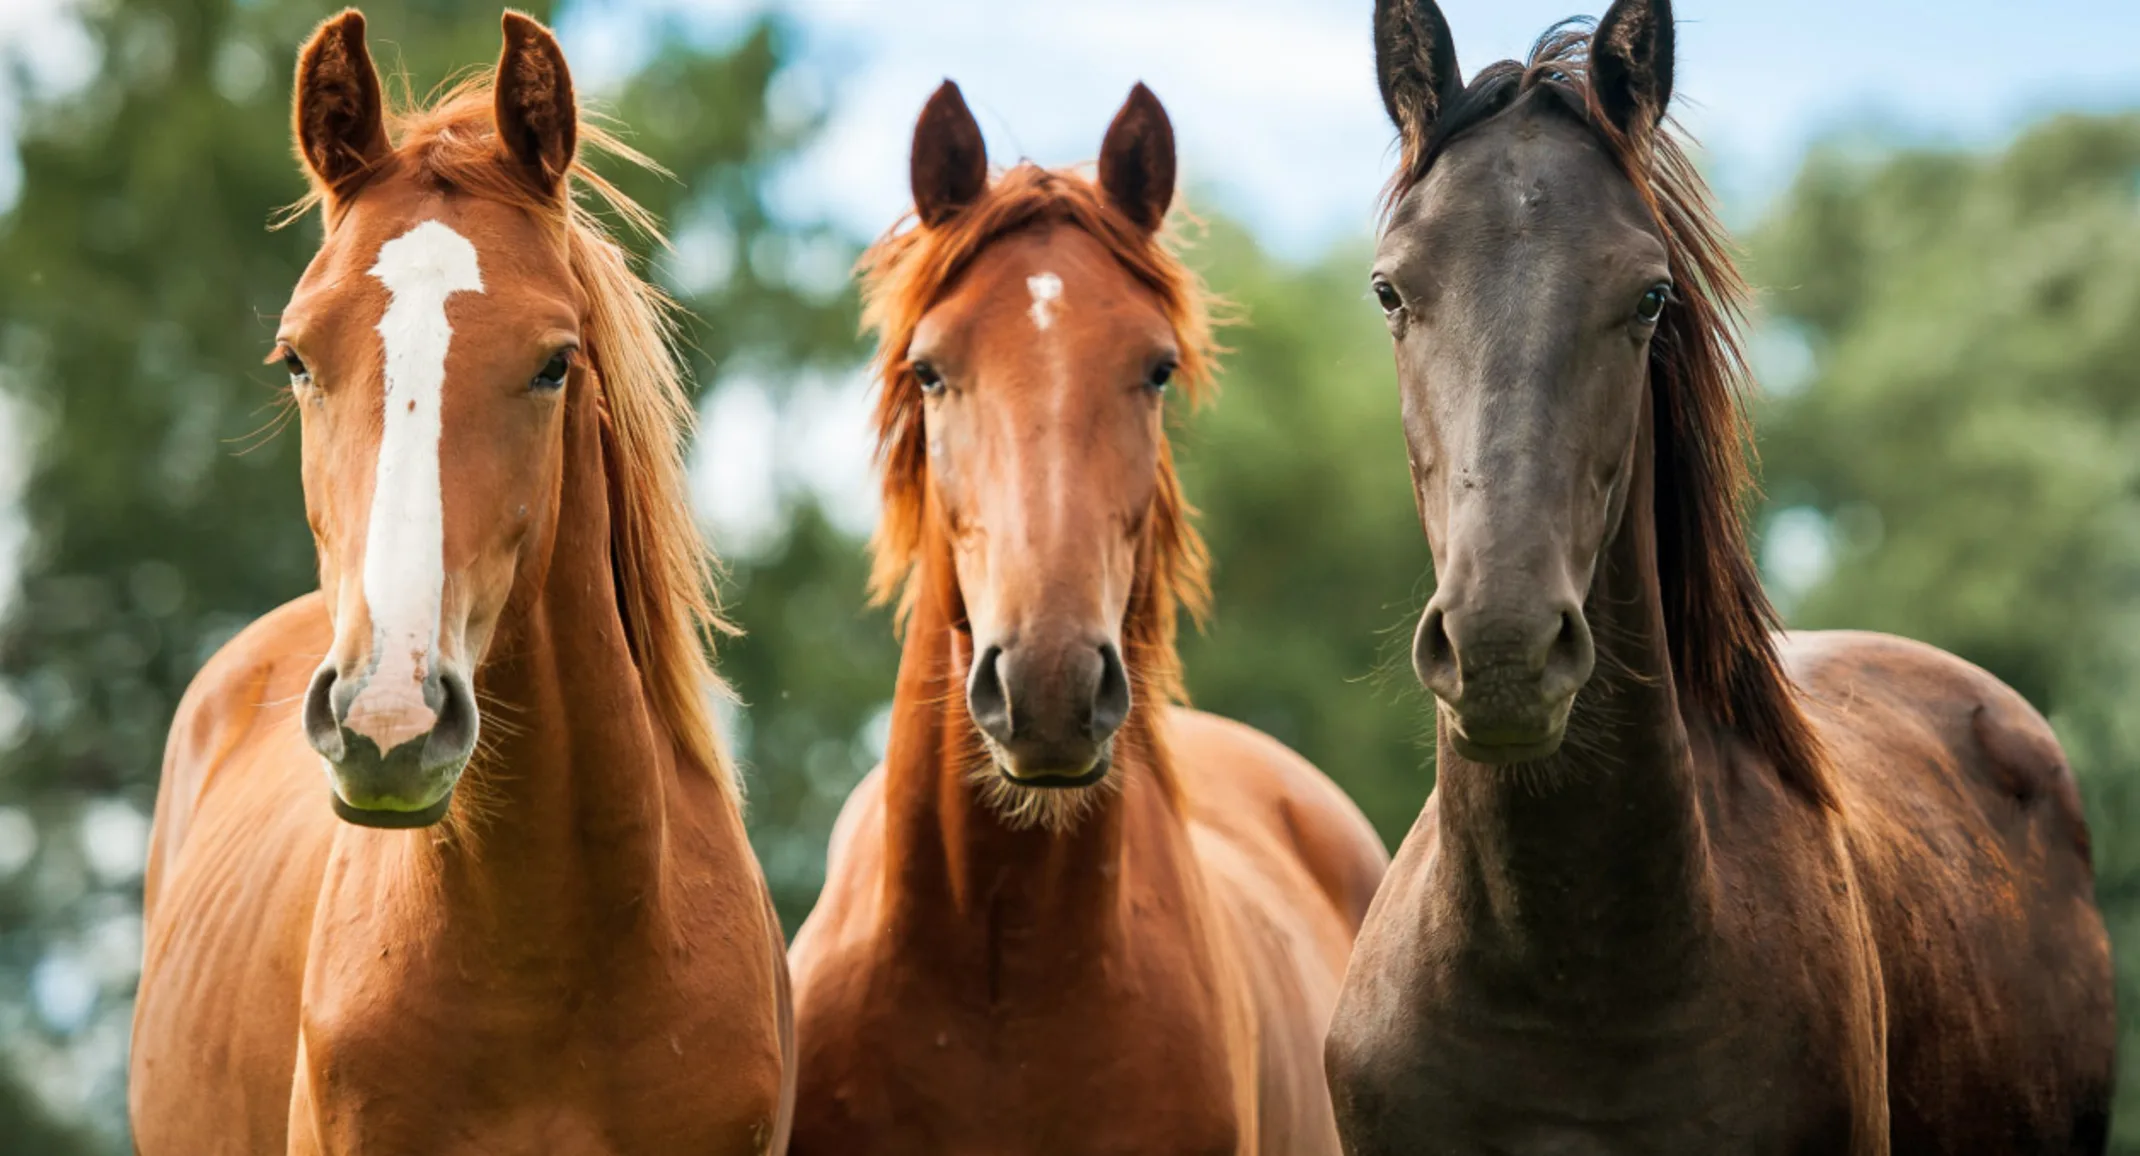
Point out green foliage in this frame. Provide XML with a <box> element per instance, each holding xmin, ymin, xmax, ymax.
<box><xmin>598</xmin><ymin>22</ymin><xmax>863</xmax><ymax>377</ymax></box>
<box><xmin>1175</xmin><ymin>215</ymin><xmax>1435</xmax><ymax>843</ymax></box>
<box><xmin>1748</xmin><ymin>112</ymin><xmax>2140</xmax><ymax>1147</ymax></box>
<box><xmin>719</xmin><ymin>505</ymin><xmax>897</xmax><ymax>924</ymax></box>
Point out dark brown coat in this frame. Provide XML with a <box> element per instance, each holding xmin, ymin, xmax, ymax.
<box><xmin>1328</xmin><ymin>3</ymin><xmax>2114</xmax><ymax>1152</ymax></box>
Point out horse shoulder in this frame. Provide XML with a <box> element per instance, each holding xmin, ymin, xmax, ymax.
<box><xmin>1161</xmin><ymin>709</ymin><xmax>1384</xmax><ymax>1155</ymax></box>
<box><xmin>134</xmin><ymin>593</ymin><xmax>334</xmax><ymax>1152</ymax></box>
<box><xmin>823</xmin><ymin>763</ymin><xmax>888</xmax><ymax>879</ymax></box>
<box><xmin>788</xmin><ymin>764</ymin><xmax>888</xmax><ymax>1005</ymax></box>
<box><xmin>147</xmin><ymin>592</ymin><xmax>332</xmax><ymax>903</ymax></box>
<box><xmin>1164</xmin><ymin>707</ymin><xmax>1390</xmax><ymax>933</ymax></box>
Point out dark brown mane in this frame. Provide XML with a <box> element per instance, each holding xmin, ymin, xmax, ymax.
<box><xmin>290</xmin><ymin>76</ymin><xmax>739</xmax><ymax>802</ymax></box>
<box><xmin>1388</xmin><ymin>23</ymin><xmax>1833</xmax><ymax>807</ymax></box>
<box><xmin>858</xmin><ymin>163</ymin><xmax>1216</xmax><ymax>712</ymax></box>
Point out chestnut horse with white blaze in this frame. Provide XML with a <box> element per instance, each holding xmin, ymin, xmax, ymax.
<box><xmin>129</xmin><ymin>12</ymin><xmax>791</xmax><ymax>1153</ymax></box>
<box><xmin>787</xmin><ymin>82</ymin><xmax>1389</xmax><ymax>1153</ymax></box>
<box><xmin>1326</xmin><ymin>1</ymin><xmax>2114</xmax><ymax>1152</ymax></box>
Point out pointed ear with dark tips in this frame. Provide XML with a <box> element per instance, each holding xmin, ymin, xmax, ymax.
<box><xmin>911</xmin><ymin>81</ymin><xmax>988</xmax><ymax>227</ymax></box>
<box><xmin>1592</xmin><ymin>0</ymin><xmax>1675</xmax><ymax>134</ymax></box>
<box><xmin>1098</xmin><ymin>83</ymin><xmax>1175</xmax><ymax>233</ymax></box>
<box><xmin>293</xmin><ymin>9</ymin><xmax>390</xmax><ymax>193</ymax></box>
<box><xmin>495</xmin><ymin>11</ymin><xmax>578</xmax><ymax>191</ymax></box>
<box><xmin>1374</xmin><ymin>0</ymin><xmax>1463</xmax><ymax>152</ymax></box>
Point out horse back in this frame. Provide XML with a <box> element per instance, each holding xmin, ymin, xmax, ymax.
<box><xmin>1166</xmin><ymin>707</ymin><xmax>1391</xmax><ymax>1156</ymax></box>
<box><xmin>1166</xmin><ymin>708</ymin><xmax>1389</xmax><ymax>933</ymax></box>
<box><xmin>1786</xmin><ymin>629</ymin><xmax>2114</xmax><ymax>1153</ymax></box>
<box><xmin>132</xmin><ymin>593</ymin><xmax>340</xmax><ymax>1153</ymax></box>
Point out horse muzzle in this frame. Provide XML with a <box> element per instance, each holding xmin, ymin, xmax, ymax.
<box><xmin>303</xmin><ymin>659</ymin><xmax>479</xmax><ymax>828</ymax></box>
<box><xmin>966</xmin><ymin>636</ymin><xmax>1130</xmax><ymax>786</ymax></box>
<box><xmin>1416</xmin><ymin>599</ymin><xmax>1594</xmax><ymax>765</ymax></box>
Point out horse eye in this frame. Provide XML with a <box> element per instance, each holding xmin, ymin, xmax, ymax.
<box><xmin>1372</xmin><ymin>279</ymin><xmax>1403</xmax><ymax>314</ymax></box>
<box><xmin>1635</xmin><ymin>284</ymin><xmax>1671</xmax><ymax>324</ymax></box>
<box><xmin>282</xmin><ymin>349</ymin><xmax>311</xmax><ymax>386</ymax></box>
<box><xmin>1147</xmin><ymin>360</ymin><xmax>1177</xmax><ymax>393</ymax></box>
<box><xmin>532</xmin><ymin>351</ymin><xmax>571</xmax><ymax>391</ymax></box>
<box><xmin>912</xmin><ymin>360</ymin><xmax>945</xmax><ymax>395</ymax></box>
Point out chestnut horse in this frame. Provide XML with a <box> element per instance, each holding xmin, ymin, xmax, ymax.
<box><xmin>129</xmin><ymin>12</ymin><xmax>791</xmax><ymax>1153</ymax></box>
<box><xmin>788</xmin><ymin>82</ymin><xmax>1388</xmax><ymax>1153</ymax></box>
<box><xmin>1326</xmin><ymin>1</ymin><xmax>2115</xmax><ymax>1152</ymax></box>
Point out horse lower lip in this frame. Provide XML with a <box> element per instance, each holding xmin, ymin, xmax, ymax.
<box><xmin>330</xmin><ymin>791</ymin><xmax>453</xmax><ymax>828</ymax></box>
<box><xmin>1000</xmin><ymin>761</ymin><xmax>1109</xmax><ymax>789</ymax></box>
<box><xmin>1449</xmin><ymin>725</ymin><xmax>1564</xmax><ymax>762</ymax></box>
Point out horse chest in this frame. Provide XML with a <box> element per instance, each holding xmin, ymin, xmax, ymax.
<box><xmin>291</xmin><ymin>1028</ymin><xmax>781</xmax><ymax>1156</ymax></box>
<box><xmin>794</xmin><ymin>947</ymin><xmax>1245</xmax><ymax>1155</ymax></box>
<box><xmin>291</xmin><ymin>1091</ymin><xmax>778</xmax><ymax>1156</ymax></box>
<box><xmin>292</xmin><ymin>959</ymin><xmax>782</xmax><ymax>1155</ymax></box>
<box><xmin>1329</xmin><ymin>944</ymin><xmax>1876</xmax><ymax>1155</ymax></box>
<box><xmin>1331</xmin><ymin>1029</ymin><xmax>1862</xmax><ymax>1154</ymax></box>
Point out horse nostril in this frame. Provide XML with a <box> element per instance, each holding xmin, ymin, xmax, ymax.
<box><xmin>1413</xmin><ymin>606</ymin><xmax>1458</xmax><ymax>697</ymax></box>
<box><xmin>301</xmin><ymin>665</ymin><xmax>346</xmax><ymax>762</ymax></box>
<box><xmin>966</xmin><ymin>644</ymin><xmax>1015</xmax><ymax>745</ymax></box>
<box><xmin>422</xmin><ymin>669</ymin><xmax>481</xmax><ymax>773</ymax></box>
<box><xmin>1541</xmin><ymin>606</ymin><xmax>1595</xmax><ymax>696</ymax></box>
<box><xmin>1090</xmin><ymin>642</ymin><xmax>1130</xmax><ymax>741</ymax></box>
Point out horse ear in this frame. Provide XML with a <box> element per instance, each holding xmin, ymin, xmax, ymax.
<box><xmin>1098</xmin><ymin>83</ymin><xmax>1175</xmax><ymax>233</ymax></box>
<box><xmin>1592</xmin><ymin>0</ymin><xmax>1675</xmax><ymax>134</ymax></box>
<box><xmin>293</xmin><ymin>9</ymin><xmax>390</xmax><ymax>194</ymax></box>
<box><xmin>1374</xmin><ymin>0</ymin><xmax>1463</xmax><ymax>150</ymax></box>
<box><xmin>911</xmin><ymin>81</ymin><xmax>988</xmax><ymax>227</ymax></box>
<box><xmin>494</xmin><ymin>11</ymin><xmax>578</xmax><ymax>192</ymax></box>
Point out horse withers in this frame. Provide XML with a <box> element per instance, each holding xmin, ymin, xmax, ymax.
<box><xmin>129</xmin><ymin>12</ymin><xmax>791</xmax><ymax>1152</ymax></box>
<box><xmin>1326</xmin><ymin>1</ymin><xmax>2115</xmax><ymax>1152</ymax></box>
<box><xmin>787</xmin><ymin>82</ymin><xmax>1389</xmax><ymax>1153</ymax></box>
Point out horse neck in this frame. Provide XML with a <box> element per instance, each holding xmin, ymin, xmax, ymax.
<box><xmin>879</xmin><ymin>549</ymin><xmax>1190</xmax><ymax>957</ymax></box>
<box><xmin>348</xmin><ymin>362</ymin><xmax>700</xmax><ymax>945</ymax></box>
<box><xmin>1431</xmin><ymin>402</ymin><xmax>1719</xmax><ymax>1001</ymax></box>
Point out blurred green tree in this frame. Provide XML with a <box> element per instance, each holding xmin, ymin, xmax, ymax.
<box><xmin>1174</xmin><ymin>215</ymin><xmax>1434</xmax><ymax>843</ymax></box>
<box><xmin>1747</xmin><ymin>112</ymin><xmax>2140</xmax><ymax>1148</ymax></box>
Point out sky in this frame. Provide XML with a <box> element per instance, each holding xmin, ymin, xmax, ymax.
<box><xmin>6</xmin><ymin>0</ymin><xmax>2136</xmax><ymax>249</ymax></box>
<box><xmin>549</xmin><ymin>0</ymin><xmax>2140</xmax><ymax>257</ymax></box>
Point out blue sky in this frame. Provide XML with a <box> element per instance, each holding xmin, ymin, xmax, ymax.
<box><xmin>5</xmin><ymin>0</ymin><xmax>2134</xmax><ymax>251</ymax></box>
<box><xmin>550</xmin><ymin>0</ymin><xmax>2140</xmax><ymax>257</ymax></box>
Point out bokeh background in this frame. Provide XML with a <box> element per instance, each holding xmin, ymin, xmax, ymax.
<box><xmin>2</xmin><ymin>0</ymin><xmax>2137</xmax><ymax>1149</ymax></box>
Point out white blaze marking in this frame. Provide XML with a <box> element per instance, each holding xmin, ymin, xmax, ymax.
<box><xmin>1027</xmin><ymin>272</ymin><xmax>1063</xmax><ymax>331</ymax></box>
<box><xmin>344</xmin><ymin>219</ymin><xmax>484</xmax><ymax>752</ymax></box>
